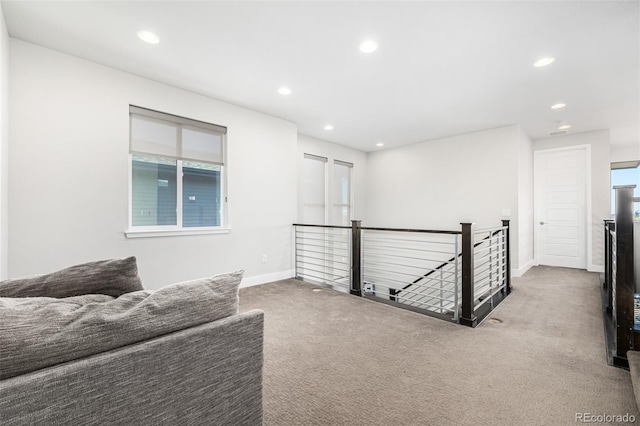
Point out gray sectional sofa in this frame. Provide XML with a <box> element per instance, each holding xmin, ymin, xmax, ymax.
<box><xmin>0</xmin><ymin>257</ymin><xmax>264</xmax><ymax>425</ymax></box>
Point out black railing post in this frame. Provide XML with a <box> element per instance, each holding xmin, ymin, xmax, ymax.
<box><xmin>608</xmin><ymin>221</ymin><xmax>616</xmax><ymax>314</ymax></box>
<box><xmin>350</xmin><ymin>220</ymin><xmax>362</xmax><ymax>296</ymax></box>
<box><xmin>460</xmin><ymin>222</ymin><xmax>477</xmax><ymax>327</ymax></box>
<box><xmin>502</xmin><ymin>220</ymin><xmax>511</xmax><ymax>295</ymax></box>
<box><xmin>604</xmin><ymin>220</ymin><xmax>612</xmax><ymax>289</ymax></box>
<box><xmin>603</xmin><ymin>220</ymin><xmax>614</xmax><ymax>313</ymax></box>
<box><xmin>614</xmin><ymin>186</ymin><xmax>636</xmax><ymax>358</ymax></box>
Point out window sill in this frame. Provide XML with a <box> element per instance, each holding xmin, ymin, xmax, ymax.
<box><xmin>125</xmin><ymin>228</ymin><xmax>230</xmax><ymax>239</ymax></box>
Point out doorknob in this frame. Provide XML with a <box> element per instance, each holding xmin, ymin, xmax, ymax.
<box><xmin>540</xmin><ymin>221</ymin><xmax>545</xmax><ymax>225</ymax></box>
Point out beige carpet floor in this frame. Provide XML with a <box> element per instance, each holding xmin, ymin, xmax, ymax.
<box><xmin>239</xmin><ymin>266</ymin><xmax>639</xmax><ymax>425</ymax></box>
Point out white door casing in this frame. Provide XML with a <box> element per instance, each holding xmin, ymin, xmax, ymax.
<box><xmin>534</xmin><ymin>146</ymin><xmax>589</xmax><ymax>269</ymax></box>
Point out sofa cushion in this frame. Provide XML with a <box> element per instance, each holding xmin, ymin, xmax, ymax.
<box><xmin>0</xmin><ymin>270</ymin><xmax>244</xmax><ymax>380</ymax></box>
<box><xmin>0</xmin><ymin>257</ymin><xmax>144</xmax><ymax>298</ymax></box>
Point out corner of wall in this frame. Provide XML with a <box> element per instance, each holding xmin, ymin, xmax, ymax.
<box><xmin>516</xmin><ymin>126</ymin><xmax>534</xmax><ymax>270</ymax></box>
<box><xmin>0</xmin><ymin>3</ymin><xmax>9</xmax><ymax>279</ymax></box>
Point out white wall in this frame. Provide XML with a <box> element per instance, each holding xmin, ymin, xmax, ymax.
<box><xmin>297</xmin><ymin>134</ymin><xmax>367</xmax><ymax>225</ymax></box>
<box><xmin>611</xmin><ymin>143</ymin><xmax>640</xmax><ymax>163</ymax></box>
<box><xmin>533</xmin><ymin>130</ymin><xmax>610</xmax><ymax>272</ymax></box>
<box><xmin>9</xmin><ymin>40</ymin><xmax>297</xmax><ymax>288</ymax></box>
<box><xmin>365</xmin><ymin>125</ymin><xmax>527</xmax><ymax>272</ymax></box>
<box><xmin>517</xmin><ymin>127</ymin><xmax>534</xmax><ymax>275</ymax></box>
<box><xmin>0</xmin><ymin>6</ymin><xmax>8</xmax><ymax>279</ymax></box>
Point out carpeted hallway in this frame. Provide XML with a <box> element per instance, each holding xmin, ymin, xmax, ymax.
<box><xmin>239</xmin><ymin>266</ymin><xmax>639</xmax><ymax>425</ymax></box>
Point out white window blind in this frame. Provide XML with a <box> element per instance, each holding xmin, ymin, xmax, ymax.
<box><xmin>302</xmin><ymin>153</ymin><xmax>327</xmax><ymax>225</ymax></box>
<box><xmin>130</xmin><ymin>105</ymin><xmax>225</xmax><ymax>165</ymax></box>
<box><xmin>333</xmin><ymin>160</ymin><xmax>353</xmax><ymax>226</ymax></box>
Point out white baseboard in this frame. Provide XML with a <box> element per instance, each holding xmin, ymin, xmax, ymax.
<box><xmin>512</xmin><ymin>260</ymin><xmax>535</xmax><ymax>278</ymax></box>
<box><xmin>587</xmin><ymin>264</ymin><xmax>604</xmax><ymax>273</ymax></box>
<box><xmin>240</xmin><ymin>269</ymin><xmax>294</xmax><ymax>288</ymax></box>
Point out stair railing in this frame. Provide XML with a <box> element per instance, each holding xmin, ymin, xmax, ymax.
<box><xmin>293</xmin><ymin>219</ymin><xmax>512</xmax><ymax>327</ymax></box>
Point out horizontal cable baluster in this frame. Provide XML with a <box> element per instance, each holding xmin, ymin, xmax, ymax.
<box><xmin>363</xmin><ymin>236</ymin><xmax>456</xmax><ymax>246</ymax></box>
<box><xmin>296</xmin><ymin>242</ymin><xmax>349</xmax><ymax>252</ymax></box>
<box><xmin>296</xmin><ymin>259</ymin><xmax>350</xmax><ymax>273</ymax></box>
<box><xmin>296</xmin><ymin>266</ymin><xmax>350</xmax><ymax>281</ymax></box>
<box><xmin>296</xmin><ymin>251</ymin><xmax>350</xmax><ymax>261</ymax></box>
<box><xmin>363</xmin><ymin>266</ymin><xmax>458</xmax><ymax>284</ymax></box>
<box><xmin>297</xmin><ymin>247</ymin><xmax>350</xmax><ymax>257</ymax></box>
<box><xmin>362</xmin><ymin>251</ymin><xmax>454</xmax><ymax>263</ymax></box>
<box><xmin>364</xmin><ymin>260</ymin><xmax>458</xmax><ymax>277</ymax></box>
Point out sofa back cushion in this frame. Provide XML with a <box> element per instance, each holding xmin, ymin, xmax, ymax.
<box><xmin>0</xmin><ymin>257</ymin><xmax>144</xmax><ymax>298</ymax></box>
<box><xmin>0</xmin><ymin>270</ymin><xmax>244</xmax><ymax>380</ymax></box>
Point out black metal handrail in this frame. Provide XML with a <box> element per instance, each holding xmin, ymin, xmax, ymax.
<box><xmin>293</xmin><ymin>223</ymin><xmax>351</xmax><ymax>229</ymax></box>
<box><xmin>361</xmin><ymin>226</ymin><xmax>461</xmax><ymax>235</ymax></box>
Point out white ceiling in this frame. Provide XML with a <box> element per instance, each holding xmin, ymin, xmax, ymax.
<box><xmin>2</xmin><ymin>1</ymin><xmax>639</xmax><ymax>152</ymax></box>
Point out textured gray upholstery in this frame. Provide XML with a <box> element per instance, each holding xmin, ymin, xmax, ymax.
<box><xmin>628</xmin><ymin>351</ymin><xmax>640</xmax><ymax>412</ymax></box>
<box><xmin>0</xmin><ymin>257</ymin><xmax>143</xmax><ymax>298</ymax></box>
<box><xmin>0</xmin><ymin>310</ymin><xmax>264</xmax><ymax>426</ymax></box>
<box><xmin>0</xmin><ymin>263</ymin><xmax>263</xmax><ymax>425</ymax></box>
<box><xmin>0</xmin><ymin>270</ymin><xmax>244</xmax><ymax>380</ymax></box>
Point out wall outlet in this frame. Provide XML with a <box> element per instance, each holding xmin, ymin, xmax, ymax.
<box><xmin>262</xmin><ymin>254</ymin><xmax>268</xmax><ymax>263</ymax></box>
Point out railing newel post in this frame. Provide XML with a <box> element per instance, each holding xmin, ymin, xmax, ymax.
<box><xmin>613</xmin><ymin>186</ymin><xmax>635</xmax><ymax>359</ymax></box>
<box><xmin>604</xmin><ymin>220</ymin><xmax>612</xmax><ymax>290</ymax></box>
<box><xmin>502</xmin><ymin>220</ymin><xmax>511</xmax><ymax>295</ymax></box>
<box><xmin>460</xmin><ymin>222</ymin><xmax>477</xmax><ymax>327</ymax></box>
<box><xmin>350</xmin><ymin>220</ymin><xmax>362</xmax><ymax>296</ymax></box>
<box><xmin>294</xmin><ymin>225</ymin><xmax>299</xmax><ymax>280</ymax></box>
<box><xmin>607</xmin><ymin>221</ymin><xmax>616</xmax><ymax>314</ymax></box>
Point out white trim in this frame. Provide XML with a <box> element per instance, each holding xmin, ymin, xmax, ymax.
<box><xmin>588</xmin><ymin>264</ymin><xmax>605</xmax><ymax>273</ymax></box>
<box><xmin>533</xmin><ymin>144</ymin><xmax>592</xmax><ymax>270</ymax></box>
<box><xmin>125</xmin><ymin>228</ymin><xmax>230</xmax><ymax>238</ymax></box>
<box><xmin>512</xmin><ymin>259</ymin><xmax>535</xmax><ymax>277</ymax></box>
<box><xmin>128</xmin><ymin>154</ymin><xmax>133</xmax><ymax>230</ymax></box>
<box><xmin>324</xmin><ymin>158</ymin><xmax>329</xmax><ymax>224</ymax></box>
<box><xmin>240</xmin><ymin>269</ymin><xmax>294</xmax><ymax>288</ymax></box>
<box><xmin>585</xmin><ymin>145</ymin><xmax>593</xmax><ymax>270</ymax></box>
<box><xmin>176</xmin><ymin>160</ymin><xmax>184</xmax><ymax>228</ymax></box>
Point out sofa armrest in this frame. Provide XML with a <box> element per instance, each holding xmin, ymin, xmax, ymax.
<box><xmin>0</xmin><ymin>310</ymin><xmax>264</xmax><ymax>426</ymax></box>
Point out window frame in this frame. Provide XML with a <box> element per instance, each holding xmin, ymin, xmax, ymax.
<box><xmin>125</xmin><ymin>106</ymin><xmax>229</xmax><ymax>238</ymax></box>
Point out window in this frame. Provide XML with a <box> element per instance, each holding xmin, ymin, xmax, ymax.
<box><xmin>611</xmin><ymin>161</ymin><xmax>640</xmax><ymax>222</ymax></box>
<box><xmin>127</xmin><ymin>106</ymin><xmax>227</xmax><ymax>237</ymax></box>
<box><xmin>299</xmin><ymin>154</ymin><xmax>354</xmax><ymax>226</ymax></box>
<box><xmin>302</xmin><ymin>154</ymin><xmax>327</xmax><ymax>225</ymax></box>
<box><xmin>332</xmin><ymin>160</ymin><xmax>353</xmax><ymax>226</ymax></box>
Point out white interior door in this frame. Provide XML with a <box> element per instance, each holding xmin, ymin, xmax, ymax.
<box><xmin>534</xmin><ymin>146</ymin><xmax>588</xmax><ymax>269</ymax></box>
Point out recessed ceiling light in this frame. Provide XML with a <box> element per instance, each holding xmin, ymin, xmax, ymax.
<box><xmin>558</xmin><ymin>124</ymin><xmax>571</xmax><ymax>130</ymax></box>
<box><xmin>534</xmin><ymin>57</ymin><xmax>555</xmax><ymax>67</ymax></box>
<box><xmin>551</xmin><ymin>103</ymin><xmax>566</xmax><ymax>109</ymax></box>
<box><xmin>137</xmin><ymin>30</ymin><xmax>160</xmax><ymax>44</ymax></box>
<box><xmin>324</xmin><ymin>124</ymin><xmax>334</xmax><ymax>131</ymax></box>
<box><xmin>278</xmin><ymin>87</ymin><xmax>292</xmax><ymax>95</ymax></box>
<box><xmin>359</xmin><ymin>40</ymin><xmax>378</xmax><ymax>53</ymax></box>
<box><xmin>376</xmin><ymin>143</ymin><xmax>384</xmax><ymax>147</ymax></box>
